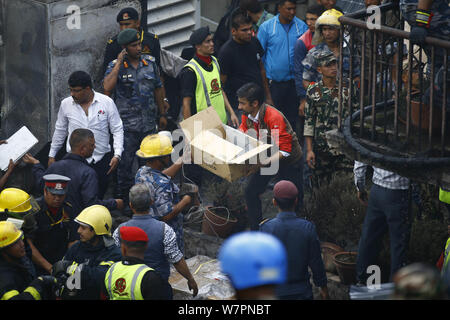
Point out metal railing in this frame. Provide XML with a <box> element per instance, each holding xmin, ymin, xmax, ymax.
<box><xmin>337</xmin><ymin>2</ymin><xmax>450</xmax><ymax>168</ymax></box>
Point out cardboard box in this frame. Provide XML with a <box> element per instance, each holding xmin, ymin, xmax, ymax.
<box><xmin>180</xmin><ymin>107</ymin><xmax>272</xmax><ymax>182</ymax></box>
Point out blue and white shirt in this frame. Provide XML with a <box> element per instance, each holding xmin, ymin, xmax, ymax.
<box><xmin>257</xmin><ymin>14</ymin><xmax>308</xmax><ymax>82</ymax></box>
<box><xmin>354</xmin><ymin>161</ymin><xmax>410</xmax><ymax>191</ymax></box>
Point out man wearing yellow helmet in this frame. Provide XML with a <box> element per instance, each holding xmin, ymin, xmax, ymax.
<box><xmin>0</xmin><ymin>187</ymin><xmax>42</xmax><ymax>277</ymax></box>
<box><xmin>51</xmin><ymin>205</ymin><xmax>121</xmax><ymax>300</ymax></box>
<box><xmin>0</xmin><ymin>187</ymin><xmax>33</xmax><ymax>221</ymax></box>
<box><xmin>135</xmin><ymin>133</ymin><xmax>195</xmax><ymax>253</ymax></box>
<box><xmin>302</xmin><ymin>9</ymin><xmax>360</xmax><ymax>89</ymax></box>
<box><xmin>0</xmin><ymin>221</ymin><xmax>58</xmax><ymax>300</ymax></box>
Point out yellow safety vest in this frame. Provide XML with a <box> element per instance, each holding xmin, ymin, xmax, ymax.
<box><xmin>443</xmin><ymin>238</ymin><xmax>450</xmax><ymax>273</ymax></box>
<box><xmin>105</xmin><ymin>261</ymin><xmax>154</xmax><ymax>300</ymax></box>
<box><xmin>186</xmin><ymin>57</ymin><xmax>227</xmax><ymax>124</ymax></box>
<box><xmin>439</xmin><ymin>188</ymin><xmax>450</xmax><ymax>204</ymax></box>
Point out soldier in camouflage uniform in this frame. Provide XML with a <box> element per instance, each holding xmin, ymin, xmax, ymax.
<box><xmin>103</xmin><ymin>28</ymin><xmax>167</xmax><ymax>205</ymax></box>
<box><xmin>134</xmin><ymin>134</ymin><xmax>197</xmax><ymax>253</ymax></box>
<box><xmin>302</xmin><ymin>9</ymin><xmax>360</xmax><ymax>88</ymax></box>
<box><xmin>304</xmin><ymin>51</ymin><xmax>355</xmax><ymax>187</ymax></box>
<box><xmin>135</xmin><ymin>165</ymin><xmax>184</xmax><ymax>253</ymax></box>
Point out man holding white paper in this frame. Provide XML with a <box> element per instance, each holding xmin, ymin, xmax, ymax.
<box><xmin>237</xmin><ymin>82</ymin><xmax>303</xmax><ymax>230</ymax></box>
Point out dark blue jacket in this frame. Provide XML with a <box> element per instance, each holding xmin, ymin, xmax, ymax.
<box><xmin>260</xmin><ymin>211</ymin><xmax>327</xmax><ymax>299</ymax></box>
<box><xmin>0</xmin><ymin>256</ymin><xmax>36</xmax><ymax>300</ymax></box>
<box><xmin>32</xmin><ymin>153</ymin><xmax>117</xmax><ymax>217</ymax></box>
<box><xmin>116</xmin><ymin>215</ymin><xmax>171</xmax><ymax>281</ymax></box>
<box><xmin>63</xmin><ymin>238</ymin><xmax>121</xmax><ymax>300</ymax></box>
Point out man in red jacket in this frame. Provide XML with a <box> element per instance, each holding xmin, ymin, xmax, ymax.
<box><xmin>237</xmin><ymin>82</ymin><xmax>303</xmax><ymax>230</ymax></box>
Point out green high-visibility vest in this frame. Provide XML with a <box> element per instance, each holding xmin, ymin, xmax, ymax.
<box><xmin>443</xmin><ymin>238</ymin><xmax>450</xmax><ymax>273</ymax></box>
<box><xmin>185</xmin><ymin>57</ymin><xmax>228</xmax><ymax>124</ymax></box>
<box><xmin>439</xmin><ymin>188</ymin><xmax>450</xmax><ymax>204</ymax></box>
<box><xmin>105</xmin><ymin>261</ymin><xmax>154</xmax><ymax>300</ymax></box>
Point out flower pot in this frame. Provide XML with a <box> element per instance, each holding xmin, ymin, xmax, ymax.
<box><xmin>321</xmin><ymin>242</ymin><xmax>344</xmax><ymax>274</ymax></box>
<box><xmin>333</xmin><ymin>251</ymin><xmax>358</xmax><ymax>285</ymax></box>
<box><xmin>201</xmin><ymin>206</ymin><xmax>237</xmax><ymax>238</ymax></box>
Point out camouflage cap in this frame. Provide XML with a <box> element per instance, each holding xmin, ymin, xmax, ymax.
<box><xmin>117</xmin><ymin>28</ymin><xmax>141</xmax><ymax>46</ymax></box>
<box><xmin>316</xmin><ymin>50</ymin><xmax>337</xmax><ymax>67</ymax></box>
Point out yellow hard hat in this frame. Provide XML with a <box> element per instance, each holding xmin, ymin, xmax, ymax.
<box><xmin>316</xmin><ymin>9</ymin><xmax>343</xmax><ymax>27</ymax></box>
<box><xmin>136</xmin><ymin>134</ymin><xmax>173</xmax><ymax>159</ymax></box>
<box><xmin>312</xmin><ymin>9</ymin><xmax>344</xmax><ymax>45</ymax></box>
<box><xmin>0</xmin><ymin>221</ymin><xmax>23</xmax><ymax>249</ymax></box>
<box><xmin>0</xmin><ymin>188</ymin><xmax>32</xmax><ymax>218</ymax></box>
<box><xmin>75</xmin><ymin>205</ymin><xmax>112</xmax><ymax>236</ymax></box>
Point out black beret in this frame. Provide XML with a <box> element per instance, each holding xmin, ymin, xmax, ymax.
<box><xmin>117</xmin><ymin>7</ymin><xmax>139</xmax><ymax>22</ymax></box>
<box><xmin>189</xmin><ymin>26</ymin><xmax>211</xmax><ymax>46</ymax></box>
<box><xmin>117</xmin><ymin>28</ymin><xmax>141</xmax><ymax>46</ymax></box>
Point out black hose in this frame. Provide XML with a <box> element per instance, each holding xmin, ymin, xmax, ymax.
<box><xmin>341</xmin><ymin>103</ymin><xmax>450</xmax><ymax>168</ymax></box>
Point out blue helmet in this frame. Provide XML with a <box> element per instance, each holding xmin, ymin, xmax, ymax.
<box><xmin>218</xmin><ymin>231</ymin><xmax>287</xmax><ymax>290</ymax></box>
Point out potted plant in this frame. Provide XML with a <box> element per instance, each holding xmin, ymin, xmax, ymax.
<box><xmin>333</xmin><ymin>251</ymin><xmax>358</xmax><ymax>285</ymax></box>
<box><xmin>321</xmin><ymin>242</ymin><xmax>344</xmax><ymax>274</ymax></box>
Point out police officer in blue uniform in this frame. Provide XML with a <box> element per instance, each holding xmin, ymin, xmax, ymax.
<box><xmin>102</xmin><ymin>7</ymin><xmax>161</xmax><ymax>75</ymax></box>
<box><xmin>23</xmin><ymin>174</ymin><xmax>79</xmax><ymax>276</ymax></box>
<box><xmin>103</xmin><ymin>28</ymin><xmax>167</xmax><ymax>207</ymax></box>
<box><xmin>260</xmin><ymin>180</ymin><xmax>329</xmax><ymax>300</ymax></box>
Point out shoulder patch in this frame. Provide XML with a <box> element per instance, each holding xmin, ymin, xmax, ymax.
<box><xmin>142</xmin><ymin>54</ymin><xmax>155</xmax><ymax>62</ymax></box>
<box><xmin>307</xmin><ymin>82</ymin><xmax>318</xmax><ymax>93</ymax></box>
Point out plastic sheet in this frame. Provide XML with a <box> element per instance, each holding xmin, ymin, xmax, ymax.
<box><xmin>349</xmin><ymin>283</ymin><xmax>395</xmax><ymax>300</ymax></box>
<box><xmin>169</xmin><ymin>255</ymin><xmax>235</xmax><ymax>300</ymax></box>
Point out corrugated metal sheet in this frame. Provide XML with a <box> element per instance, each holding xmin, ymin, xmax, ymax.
<box><xmin>146</xmin><ymin>0</ymin><xmax>200</xmax><ymax>56</ymax></box>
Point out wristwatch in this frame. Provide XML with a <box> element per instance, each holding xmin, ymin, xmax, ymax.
<box><xmin>114</xmin><ymin>155</ymin><xmax>121</xmax><ymax>162</ymax></box>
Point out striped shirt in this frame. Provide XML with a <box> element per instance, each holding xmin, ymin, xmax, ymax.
<box><xmin>354</xmin><ymin>161</ymin><xmax>410</xmax><ymax>191</ymax></box>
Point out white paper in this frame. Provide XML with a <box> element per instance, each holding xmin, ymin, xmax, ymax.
<box><xmin>0</xmin><ymin>126</ymin><xmax>38</xmax><ymax>171</ymax></box>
